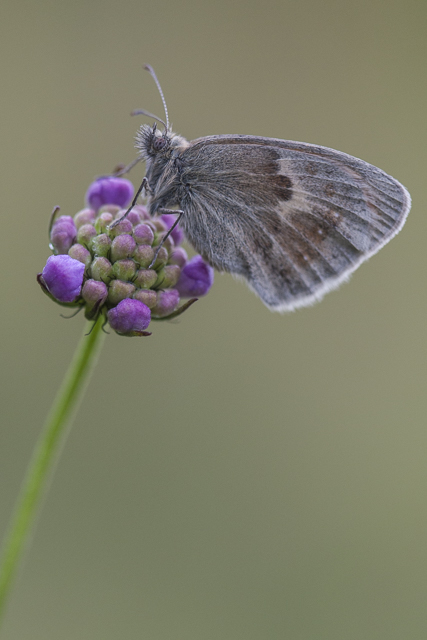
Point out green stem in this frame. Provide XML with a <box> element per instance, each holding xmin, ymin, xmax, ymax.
<box><xmin>0</xmin><ymin>316</ymin><xmax>106</xmax><ymax>624</ymax></box>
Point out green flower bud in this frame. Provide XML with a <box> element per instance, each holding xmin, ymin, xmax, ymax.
<box><xmin>82</xmin><ymin>279</ymin><xmax>108</xmax><ymax>319</ymax></box>
<box><xmin>110</xmin><ymin>234</ymin><xmax>136</xmax><ymax>262</ymax></box>
<box><xmin>68</xmin><ymin>243</ymin><xmax>91</xmax><ymax>267</ymax></box>
<box><xmin>133</xmin><ymin>223</ymin><xmax>154</xmax><ymax>245</ymax></box>
<box><xmin>152</xmin><ymin>219</ymin><xmax>167</xmax><ymax>233</ymax></box>
<box><xmin>108</xmin><ymin>218</ymin><xmax>133</xmax><ymax>239</ymax></box>
<box><xmin>155</xmin><ymin>264</ymin><xmax>181</xmax><ymax>289</ymax></box>
<box><xmin>95</xmin><ymin>212</ymin><xmax>114</xmax><ymax>234</ymax></box>
<box><xmin>107</xmin><ymin>280</ymin><xmax>136</xmax><ymax>306</ymax></box>
<box><xmin>112</xmin><ymin>259</ymin><xmax>137</xmax><ymax>281</ymax></box>
<box><xmin>91</xmin><ymin>233</ymin><xmax>112</xmax><ymax>257</ymax></box>
<box><xmin>152</xmin><ymin>246</ymin><xmax>169</xmax><ymax>270</ymax></box>
<box><xmin>77</xmin><ymin>223</ymin><xmax>97</xmax><ymax>247</ymax></box>
<box><xmin>133</xmin><ymin>244</ymin><xmax>155</xmax><ymax>269</ymax></box>
<box><xmin>74</xmin><ymin>208</ymin><xmax>96</xmax><ymax>229</ymax></box>
<box><xmin>100</xmin><ymin>204</ymin><xmax>121</xmax><ymax>216</ymax></box>
<box><xmin>90</xmin><ymin>257</ymin><xmax>113</xmax><ymax>283</ymax></box>
<box><xmin>132</xmin><ymin>289</ymin><xmax>157</xmax><ymax>308</ymax></box>
<box><xmin>152</xmin><ymin>289</ymin><xmax>180</xmax><ymax>317</ymax></box>
<box><xmin>152</xmin><ymin>232</ymin><xmax>175</xmax><ymax>254</ymax></box>
<box><xmin>133</xmin><ymin>269</ymin><xmax>157</xmax><ymax>289</ymax></box>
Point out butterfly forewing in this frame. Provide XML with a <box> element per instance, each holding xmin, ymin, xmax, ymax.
<box><xmin>176</xmin><ymin>136</ymin><xmax>410</xmax><ymax>310</ymax></box>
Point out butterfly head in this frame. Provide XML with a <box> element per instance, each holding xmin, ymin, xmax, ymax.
<box><xmin>135</xmin><ymin>122</ymin><xmax>189</xmax><ymax>162</ymax></box>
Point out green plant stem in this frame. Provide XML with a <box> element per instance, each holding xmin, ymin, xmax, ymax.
<box><xmin>0</xmin><ymin>316</ymin><xmax>106</xmax><ymax>623</ymax></box>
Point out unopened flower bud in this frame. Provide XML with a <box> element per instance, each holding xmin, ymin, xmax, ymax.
<box><xmin>153</xmin><ymin>233</ymin><xmax>175</xmax><ymax>254</ymax></box>
<box><xmin>176</xmin><ymin>255</ymin><xmax>214</xmax><ymax>297</ymax></box>
<box><xmin>42</xmin><ymin>255</ymin><xmax>85</xmax><ymax>303</ymax></box>
<box><xmin>95</xmin><ymin>212</ymin><xmax>114</xmax><ymax>233</ymax></box>
<box><xmin>161</xmin><ymin>213</ymin><xmax>185</xmax><ymax>245</ymax></box>
<box><xmin>133</xmin><ymin>223</ymin><xmax>154</xmax><ymax>245</ymax></box>
<box><xmin>50</xmin><ymin>216</ymin><xmax>76</xmax><ymax>254</ymax></box>
<box><xmin>68</xmin><ymin>243</ymin><xmax>91</xmax><ymax>267</ymax></box>
<box><xmin>91</xmin><ymin>233</ymin><xmax>111</xmax><ymax>257</ymax></box>
<box><xmin>169</xmin><ymin>247</ymin><xmax>188</xmax><ymax>268</ymax></box>
<box><xmin>152</xmin><ymin>246</ymin><xmax>168</xmax><ymax>270</ymax></box>
<box><xmin>132</xmin><ymin>289</ymin><xmax>157</xmax><ymax>308</ymax></box>
<box><xmin>152</xmin><ymin>219</ymin><xmax>167</xmax><ymax>233</ymax></box>
<box><xmin>155</xmin><ymin>264</ymin><xmax>181</xmax><ymax>289</ymax></box>
<box><xmin>152</xmin><ymin>289</ymin><xmax>180</xmax><ymax>317</ymax></box>
<box><xmin>133</xmin><ymin>204</ymin><xmax>150</xmax><ymax>220</ymax></box>
<box><xmin>117</xmin><ymin>209</ymin><xmax>140</xmax><ymax>226</ymax></box>
<box><xmin>77</xmin><ymin>223</ymin><xmax>97</xmax><ymax>247</ymax></box>
<box><xmin>108</xmin><ymin>218</ymin><xmax>133</xmax><ymax>238</ymax></box>
<box><xmin>108</xmin><ymin>280</ymin><xmax>136</xmax><ymax>305</ymax></box>
<box><xmin>100</xmin><ymin>204</ymin><xmax>121</xmax><ymax>216</ymax></box>
<box><xmin>74</xmin><ymin>208</ymin><xmax>96</xmax><ymax>229</ymax></box>
<box><xmin>90</xmin><ymin>257</ymin><xmax>113</xmax><ymax>283</ymax></box>
<box><xmin>86</xmin><ymin>177</ymin><xmax>134</xmax><ymax>211</ymax></box>
<box><xmin>82</xmin><ymin>279</ymin><xmax>108</xmax><ymax>318</ymax></box>
<box><xmin>133</xmin><ymin>269</ymin><xmax>157</xmax><ymax>289</ymax></box>
<box><xmin>107</xmin><ymin>298</ymin><xmax>151</xmax><ymax>335</ymax></box>
<box><xmin>110</xmin><ymin>234</ymin><xmax>136</xmax><ymax>262</ymax></box>
<box><xmin>112</xmin><ymin>259</ymin><xmax>137</xmax><ymax>281</ymax></box>
<box><xmin>133</xmin><ymin>244</ymin><xmax>155</xmax><ymax>269</ymax></box>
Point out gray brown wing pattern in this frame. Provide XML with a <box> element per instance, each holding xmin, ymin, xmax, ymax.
<box><xmin>178</xmin><ymin>135</ymin><xmax>410</xmax><ymax>310</ymax></box>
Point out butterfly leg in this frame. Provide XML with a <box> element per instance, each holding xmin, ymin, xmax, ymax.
<box><xmin>148</xmin><ymin>209</ymin><xmax>184</xmax><ymax>268</ymax></box>
<box><xmin>109</xmin><ymin>176</ymin><xmax>153</xmax><ymax>229</ymax></box>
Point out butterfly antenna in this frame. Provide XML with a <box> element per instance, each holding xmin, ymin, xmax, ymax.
<box><xmin>143</xmin><ymin>64</ymin><xmax>170</xmax><ymax>131</ymax></box>
<box><xmin>131</xmin><ymin>108</ymin><xmax>167</xmax><ymax>130</ymax></box>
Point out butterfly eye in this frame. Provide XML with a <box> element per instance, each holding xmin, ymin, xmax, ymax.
<box><xmin>152</xmin><ymin>136</ymin><xmax>167</xmax><ymax>151</ymax></box>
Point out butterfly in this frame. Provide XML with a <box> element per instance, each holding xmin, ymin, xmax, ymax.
<box><xmin>114</xmin><ymin>65</ymin><xmax>411</xmax><ymax>312</ymax></box>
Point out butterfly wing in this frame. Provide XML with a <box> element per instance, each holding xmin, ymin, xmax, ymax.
<box><xmin>178</xmin><ymin>135</ymin><xmax>410</xmax><ymax>311</ymax></box>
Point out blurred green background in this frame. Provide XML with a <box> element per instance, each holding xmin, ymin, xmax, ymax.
<box><xmin>1</xmin><ymin>0</ymin><xmax>426</xmax><ymax>638</ymax></box>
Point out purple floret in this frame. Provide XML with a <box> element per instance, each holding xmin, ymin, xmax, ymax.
<box><xmin>107</xmin><ymin>298</ymin><xmax>151</xmax><ymax>334</ymax></box>
<box><xmin>50</xmin><ymin>216</ymin><xmax>77</xmax><ymax>254</ymax></box>
<box><xmin>176</xmin><ymin>255</ymin><xmax>214</xmax><ymax>297</ymax></box>
<box><xmin>85</xmin><ymin>177</ymin><xmax>134</xmax><ymax>211</ymax></box>
<box><xmin>42</xmin><ymin>255</ymin><xmax>85</xmax><ymax>303</ymax></box>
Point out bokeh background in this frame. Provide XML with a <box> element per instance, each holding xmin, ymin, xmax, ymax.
<box><xmin>1</xmin><ymin>0</ymin><xmax>426</xmax><ymax>638</ymax></box>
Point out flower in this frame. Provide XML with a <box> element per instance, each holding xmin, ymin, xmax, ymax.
<box><xmin>82</xmin><ymin>279</ymin><xmax>108</xmax><ymax>319</ymax></box>
<box><xmin>152</xmin><ymin>289</ymin><xmax>180</xmax><ymax>317</ymax></box>
<box><xmin>50</xmin><ymin>216</ymin><xmax>77</xmax><ymax>254</ymax></box>
<box><xmin>42</xmin><ymin>255</ymin><xmax>85</xmax><ymax>303</ymax></box>
<box><xmin>176</xmin><ymin>255</ymin><xmax>214</xmax><ymax>297</ymax></box>
<box><xmin>85</xmin><ymin>177</ymin><xmax>134</xmax><ymax>211</ymax></box>
<box><xmin>107</xmin><ymin>299</ymin><xmax>151</xmax><ymax>335</ymax></box>
<box><xmin>40</xmin><ymin>178</ymin><xmax>214</xmax><ymax>335</ymax></box>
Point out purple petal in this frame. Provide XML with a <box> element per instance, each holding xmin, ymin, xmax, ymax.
<box><xmin>42</xmin><ymin>255</ymin><xmax>85</xmax><ymax>303</ymax></box>
<box><xmin>85</xmin><ymin>177</ymin><xmax>134</xmax><ymax>211</ymax></box>
<box><xmin>176</xmin><ymin>255</ymin><xmax>214</xmax><ymax>297</ymax></box>
<box><xmin>107</xmin><ymin>298</ymin><xmax>151</xmax><ymax>334</ymax></box>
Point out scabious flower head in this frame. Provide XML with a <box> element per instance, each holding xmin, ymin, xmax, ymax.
<box><xmin>38</xmin><ymin>177</ymin><xmax>215</xmax><ymax>335</ymax></box>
